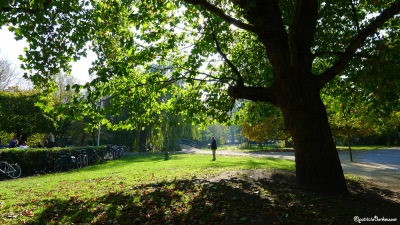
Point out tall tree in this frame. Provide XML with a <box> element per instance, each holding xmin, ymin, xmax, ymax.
<box><xmin>322</xmin><ymin>30</ymin><xmax>400</xmax><ymax>148</ymax></box>
<box><xmin>0</xmin><ymin>90</ymin><xmax>56</xmax><ymax>142</ymax></box>
<box><xmin>241</xmin><ymin>102</ymin><xmax>289</xmax><ymax>143</ymax></box>
<box><xmin>2</xmin><ymin>0</ymin><xmax>400</xmax><ymax>194</ymax></box>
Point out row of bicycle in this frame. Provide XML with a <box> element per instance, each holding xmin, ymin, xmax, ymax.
<box><xmin>0</xmin><ymin>145</ymin><xmax>127</xmax><ymax>179</ymax></box>
<box><xmin>53</xmin><ymin>145</ymin><xmax>126</xmax><ymax>172</ymax></box>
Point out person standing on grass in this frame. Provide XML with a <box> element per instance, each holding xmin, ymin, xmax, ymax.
<box><xmin>211</xmin><ymin>136</ymin><xmax>217</xmax><ymax>161</ymax></box>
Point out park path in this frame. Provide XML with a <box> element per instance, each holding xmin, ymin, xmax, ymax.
<box><xmin>180</xmin><ymin>146</ymin><xmax>400</xmax><ymax>191</ymax></box>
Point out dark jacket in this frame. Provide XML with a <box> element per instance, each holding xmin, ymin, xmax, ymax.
<box><xmin>8</xmin><ymin>140</ymin><xmax>17</xmax><ymax>148</ymax></box>
<box><xmin>211</xmin><ymin>139</ymin><xmax>217</xmax><ymax>150</ymax></box>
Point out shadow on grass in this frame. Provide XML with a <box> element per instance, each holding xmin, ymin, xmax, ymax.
<box><xmin>82</xmin><ymin>154</ymin><xmax>294</xmax><ymax>175</ymax></box>
<box><xmin>23</xmin><ymin>179</ymin><xmax>275</xmax><ymax>225</ymax></box>
<box><xmin>9</xmin><ymin>152</ymin><xmax>293</xmax><ymax>180</ymax></box>
<box><xmin>16</xmin><ymin>171</ymin><xmax>400</xmax><ymax>225</ymax></box>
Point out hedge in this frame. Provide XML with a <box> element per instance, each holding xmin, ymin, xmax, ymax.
<box><xmin>0</xmin><ymin>146</ymin><xmax>108</xmax><ymax>177</ymax></box>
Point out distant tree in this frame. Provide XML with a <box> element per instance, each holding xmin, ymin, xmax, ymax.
<box><xmin>242</xmin><ymin>118</ymin><xmax>288</xmax><ymax>143</ymax></box>
<box><xmin>240</xmin><ymin>102</ymin><xmax>289</xmax><ymax>143</ymax></box>
<box><xmin>0</xmin><ymin>53</ymin><xmax>20</xmax><ymax>90</ymax></box>
<box><xmin>392</xmin><ymin>112</ymin><xmax>400</xmax><ymax>144</ymax></box>
<box><xmin>322</xmin><ymin>36</ymin><xmax>400</xmax><ymax>149</ymax></box>
<box><xmin>0</xmin><ymin>90</ymin><xmax>56</xmax><ymax>143</ymax></box>
<box><xmin>322</xmin><ymin>80</ymin><xmax>378</xmax><ymax>161</ymax></box>
<box><xmin>45</xmin><ymin>72</ymin><xmax>84</xmax><ymax>146</ymax></box>
<box><xmin>52</xmin><ymin>72</ymin><xmax>79</xmax><ymax>104</ymax></box>
<box><xmin>207</xmin><ymin>124</ymin><xmax>230</xmax><ymax>144</ymax></box>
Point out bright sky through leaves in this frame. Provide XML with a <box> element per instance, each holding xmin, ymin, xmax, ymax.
<box><xmin>0</xmin><ymin>27</ymin><xmax>93</xmax><ymax>85</ymax></box>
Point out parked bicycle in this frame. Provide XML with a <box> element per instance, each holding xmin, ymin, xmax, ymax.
<box><xmin>54</xmin><ymin>152</ymin><xmax>76</xmax><ymax>172</ymax></box>
<box><xmin>103</xmin><ymin>146</ymin><xmax>114</xmax><ymax>161</ymax></box>
<box><xmin>106</xmin><ymin>144</ymin><xmax>126</xmax><ymax>159</ymax></box>
<box><xmin>76</xmin><ymin>149</ymin><xmax>88</xmax><ymax>169</ymax></box>
<box><xmin>116</xmin><ymin>145</ymin><xmax>126</xmax><ymax>158</ymax></box>
<box><xmin>0</xmin><ymin>158</ymin><xmax>21</xmax><ymax>179</ymax></box>
<box><xmin>89</xmin><ymin>149</ymin><xmax>104</xmax><ymax>165</ymax></box>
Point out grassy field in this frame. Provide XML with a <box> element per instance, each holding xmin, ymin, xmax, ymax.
<box><xmin>0</xmin><ymin>153</ymin><xmax>294</xmax><ymax>224</ymax></box>
<box><xmin>0</xmin><ymin>153</ymin><xmax>399</xmax><ymax>224</ymax></box>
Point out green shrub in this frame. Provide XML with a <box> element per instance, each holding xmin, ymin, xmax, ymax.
<box><xmin>239</xmin><ymin>142</ymin><xmax>250</xmax><ymax>149</ymax></box>
<box><xmin>0</xmin><ymin>146</ymin><xmax>107</xmax><ymax>177</ymax></box>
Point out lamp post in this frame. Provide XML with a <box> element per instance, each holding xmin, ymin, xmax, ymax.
<box><xmin>97</xmin><ymin>98</ymin><xmax>106</xmax><ymax>146</ymax></box>
<box><xmin>97</xmin><ymin>124</ymin><xmax>101</xmax><ymax>146</ymax></box>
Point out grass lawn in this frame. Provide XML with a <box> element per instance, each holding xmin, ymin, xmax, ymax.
<box><xmin>0</xmin><ymin>153</ymin><xmax>399</xmax><ymax>224</ymax></box>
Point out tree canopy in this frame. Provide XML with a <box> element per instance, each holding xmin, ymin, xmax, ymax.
<box><xmin>239</xmin><ymin>102</ymin><xmax>289</xmax><ymax>143</ymax></box>
<box><xmin>2</xmin><ymin>0</ymin><xmax>400</xmax><ymax>194</ymax></box>
<box><xmin>0</xmin><ymin>90</ymin><xmax>56</xmax><ymax>141</ymax></box>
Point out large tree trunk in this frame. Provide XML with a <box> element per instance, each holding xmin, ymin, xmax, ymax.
<box><xmin>229</xmin><ymin>76</ymin><xmax>349</xmax><ymax>194</ymax></box>
<box><xmin>277</xmin><ymin>74</ymin><xmax>348</xmax><ymax>194</ymax></box>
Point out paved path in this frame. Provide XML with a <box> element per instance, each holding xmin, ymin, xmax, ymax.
<box><xmin>339</xmin><ymin>148</ymin><xmax>400</xmax><ymax>191</ymax></box>
<box><xmin>181</xmin><ymin>146</ymin><xmax>400</xmax><ymax>191</ymax></box>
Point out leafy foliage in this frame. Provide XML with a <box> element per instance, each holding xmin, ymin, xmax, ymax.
<box><xmin>2</xmin><ymin>0</ymin><xmax>399</xmax><ymax>132</ymax></box>
<box><xmin>322</xmin><ymin>36</ymin><xmax>400</xmax><ymax>140</ymax></box>
<box><xmin>239</xmin><ymin>102</ymin><xmax>289</xmax><ymax>142</ymax></box>
<box><xmin>0</xmin><ymin>91</ymin><xmax>56</xmax><ymax>139</ymax></box>
<box><xmin>2</xmin><ymin>0</ymin><xmax>400</xmax><ymax>193</ymax></box>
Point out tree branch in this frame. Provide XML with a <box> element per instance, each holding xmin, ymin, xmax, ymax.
<box><xmin>289</xmin><ymin>0</ymin><xmax>319</xmax><ymax>68</ymax></box>
<box><xmin>317</xmin><ymin>1</ymin><xmax>400</xmax><ymax>89</ymax></box>
<box><xmin>349</xmin><ymin>0</ymin><xmax>361</xmax><ymax>32</ymax></box>
<box><xmin>232</xmin><ymin>0</ymin><xmax>290</xmax><ymax>71</ymax></box>
<box><xmin>209</xmin><ymin>23</ymin><xmax>244</xmax><ymax>87</ymax></box>
<box><xmin>228</xmin><ymin>85</ymin><xmax>276</xmax><ymax>105</ymax></box>
<box><xmin>148</xmin><ymin>65</ymin><xmax>237</xmax><ymax>85</ymax></box>
<box><xmin>312</xmin><ymin>51</ymin><xmax>375</xmax><ymax>60</ymax></box>
<box><xmin>184</xmin><ymin>0</ymin><xmax>257</xmax><ymax>33</ymax></box>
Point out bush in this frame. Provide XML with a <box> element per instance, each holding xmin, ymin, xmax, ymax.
<box><xmin>239</xmin><ymin>142</ymin><xmax>250</xmax><ymax>149</ymax></box>
<box><xmin>0</xmin><ymin>146</ymin><xmax>107</xmax><ymax>177</ymax></box>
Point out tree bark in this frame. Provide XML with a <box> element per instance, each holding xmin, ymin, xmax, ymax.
<box><xmin>275</xmin><ymin>72</ymin><xmax>348</xmax><ymax>194</ymax></box>
<box><xmin>229</xmin><ymin>71</ymin><xmax>348</xmax><ymax>194</ymax></box>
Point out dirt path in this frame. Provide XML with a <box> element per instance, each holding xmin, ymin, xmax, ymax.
<box><xmin>180</xmin><ymin>146</ymin><xmax>400</xmax><ymax>191</ymax></box>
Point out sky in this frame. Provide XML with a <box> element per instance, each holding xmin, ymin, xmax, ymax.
<box><xmin>0</xmin><ymin>27</ymin><xmax>93</xmax><ymax>85</ymax></box>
